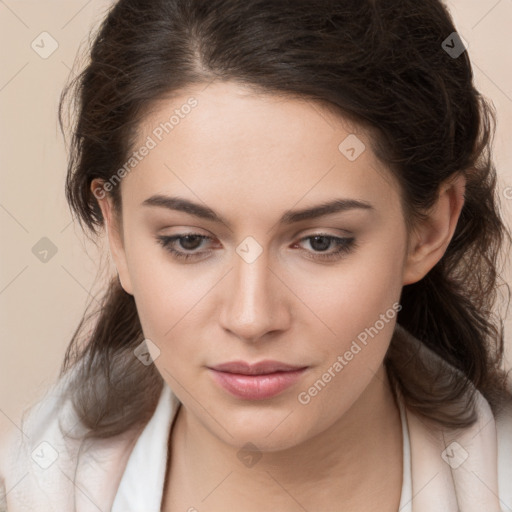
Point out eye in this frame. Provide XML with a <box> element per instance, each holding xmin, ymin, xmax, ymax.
<box><xmin>156</xmin><ymin>234</ymin><xmax>214</xmax><ymax>262</ymax></box>
<box><xmin>156</xmin><ymin>233</ymin><xmax>356</xmax><ymax>263</ymax></box>
<box><xmin>293</xmin><ymin>234</ymin><xmax>356</xmax><ymax>262</ymax></box>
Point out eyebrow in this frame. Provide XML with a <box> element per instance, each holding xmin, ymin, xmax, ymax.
<box><xmin>142</xmin><ymin>195</ymin><xmax>374</xmax><ymax>227</ymax></box>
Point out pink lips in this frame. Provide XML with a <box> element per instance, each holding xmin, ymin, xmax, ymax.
<box><xmin>207</xmin><ymin>360</ymin><xmax>308</xmax><ymax>400</ymax></box>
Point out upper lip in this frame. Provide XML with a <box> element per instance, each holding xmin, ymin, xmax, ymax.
<box><xmin>208</xmin><ymin>360</ymin><xmax>307</xmax><ymax>375</ymax></box>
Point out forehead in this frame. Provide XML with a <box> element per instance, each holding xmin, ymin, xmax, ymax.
<box><xmin>120</xmin><ymin>81</ymin><xmax>401</xmax><ymax>221</ymax></box>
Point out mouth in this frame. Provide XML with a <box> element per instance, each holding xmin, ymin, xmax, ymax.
<box><xmin>207</xmin><ymin>360</ymin><xmax>309</xmax><ymax>400</ymax></box>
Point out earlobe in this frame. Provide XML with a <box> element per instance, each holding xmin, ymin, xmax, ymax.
<box><xmin>90</xmin><ymin>179</ymin><xmax>134</xmax><ymax>295</ymax></box>
<box><xmin>402</xmin><ymin>173</ymin><xmax>466</xmax><ymax>286</ymax></box>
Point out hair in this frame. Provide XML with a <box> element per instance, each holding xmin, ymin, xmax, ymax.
<box><xmin>58</xmin><ymin>0</ymin><xmax>512</xmax><ymax>440</ymax></box>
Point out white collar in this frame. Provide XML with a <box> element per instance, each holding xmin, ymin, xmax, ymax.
<box><xmin>112</xmin><ymin>383</ymin><xmax>179</xmax><ymax>511</ymax></box>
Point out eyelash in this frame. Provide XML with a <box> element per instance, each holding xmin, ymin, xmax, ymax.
<box><xmin>156</xmin><ymin>233</ymin><xmax>356</xmax><ymax>262</ymax></box>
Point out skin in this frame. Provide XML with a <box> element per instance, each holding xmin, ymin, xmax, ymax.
<box><xmin>91</xmin><ymin>81</ymin><xmax>466</xmax><ymax>511</ymax></box>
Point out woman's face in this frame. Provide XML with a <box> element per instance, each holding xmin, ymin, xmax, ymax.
<box><xmin>98</xmin><ymin>81</ymin><xmax>413</xmax><ymax>451</ymax></box>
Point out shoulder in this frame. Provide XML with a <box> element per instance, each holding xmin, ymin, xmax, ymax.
<box><xmin>0</xmin><ymin>368</ymin><xmax>166</xmax><ymax>512</ymax></box>
<box><xmin>0</xmin><ymin>369</ymin><xmax>88</xmax><ymax>511</ymax></box>
<box><xmin>494</xmin><ymin>384</ymin><xmax>512</xmax><ymax>507</ymax></box>
<box><xmin>459</xmin><ymin>376</ymin><xmax>512</xmax><ymax>506</ymax></box>
<box><xmin>444</xmin><ymin>380</ymin><xmax>512</xmax><ymax>508</ymax></box>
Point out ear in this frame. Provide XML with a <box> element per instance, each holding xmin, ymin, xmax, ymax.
<box><xmin>90</xmin><ymin>179</ymin><xmax>134</xmax><ymax>295</ymax></box>
<box><xmin>402</xmin><ymin>172</ymin><xmax>466</xmax><ymax>286</ymax></box>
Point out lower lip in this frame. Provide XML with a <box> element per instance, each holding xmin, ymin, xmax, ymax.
<box><xmin>208</xmin><ymin>368</ymin><xmax>307</xmax><ymax>400</ymax></box>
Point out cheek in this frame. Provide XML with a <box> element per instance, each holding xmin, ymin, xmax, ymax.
<box><xmin>130</xmin><ymin>266</ymin><xmax>210</xmax><ymax>385</ymax></box>
<box><xmin>294</xmin><ymin>264</ymin><xmax>402</xmax><ymax>426</ymax></box>
<box><xmin>132</xmin><ymin>268</ymin><xmax>207</xmax><ymax>340</ymax></box>
<box><xmin>291</xmin><ymin>229</ymin><xmax>405</xmax><ymax>353</ymax></box>
<box><xmin>293</xmin><ymin>236</ymin><xmax>404</xmax><ymax>417</ymax></box>
<box><xmin>124</xmin><ymin>237</ymin><xmax>200</xmax><ymax>339</ymax></box>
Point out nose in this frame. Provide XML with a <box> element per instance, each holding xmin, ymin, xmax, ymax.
<box><xmin>219</xmin><ymin>248</ymin><xmax>291</xmax><ymax>343</ymax></box>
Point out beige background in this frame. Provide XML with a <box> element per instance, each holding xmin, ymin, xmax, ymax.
<box><xmin>1</xmin><ymin>0</ymin><xmax>512</xmax><ymax>434</ymax></box>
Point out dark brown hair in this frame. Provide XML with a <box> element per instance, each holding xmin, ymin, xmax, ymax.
<box><xmin>58</xmin><ymin>0</ymin><xmax>512</xmax><ymax>440</ymax></box>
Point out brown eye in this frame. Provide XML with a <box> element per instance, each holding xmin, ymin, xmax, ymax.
<box><xmin>294</xmin><ymin>234</ymin><xmax>356</xmax><ymax>262</ymax></box>
<box><xmin>156</xmin><ymin>234</ymin><xmax>213</xmax><ymax>261</ymax></box>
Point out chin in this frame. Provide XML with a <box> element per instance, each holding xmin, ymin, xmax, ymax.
<box><xmin>207</xmin><ymin>405</ymin><xmax>310</xmax><ymax>451</ymax></box>
<box><xmin>228</xmin><ymin>428</ymin><xmax>306</xmax><ymax>454</ymax></box>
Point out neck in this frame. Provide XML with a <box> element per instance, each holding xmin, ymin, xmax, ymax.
<box><xmin>165</xmin><ymin>364</ymin><xmax>403</xmax><ymax>512</ymax></box>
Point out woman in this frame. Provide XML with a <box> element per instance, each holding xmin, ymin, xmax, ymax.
<box><xmin>1</xmin><ymin>0</ymin><xmax>511</xmax><ymax>510</ymax></box>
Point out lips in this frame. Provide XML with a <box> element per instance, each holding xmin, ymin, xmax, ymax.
<box><xmin>209</xmin><ymin>360</ymin><xmax>307</xmax><ymax>375</ymax></box>
<box><xmin>207</xmin><ymin>360</ymin><xmax>308</xmax><ymax>400</ymax></box>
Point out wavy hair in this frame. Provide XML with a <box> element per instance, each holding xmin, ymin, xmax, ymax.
<box><xmin>58</xmin><ymin>0</ymin><xmax>512</xmax><ymax>440</ymax></box>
